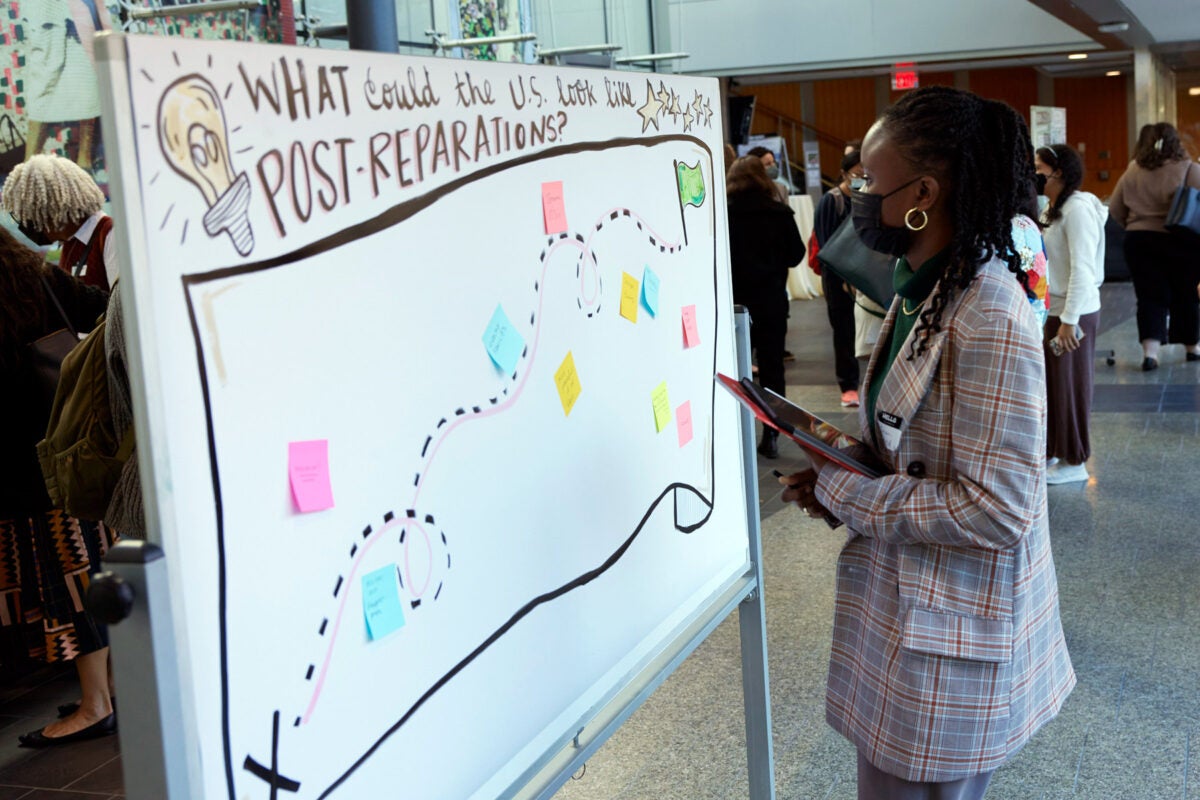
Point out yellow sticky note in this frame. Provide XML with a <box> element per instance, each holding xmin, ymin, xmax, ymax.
<box><xmin>651</xmin><ymin>381</ymin><xmax>671</xmax><ymax>432</ymax></box>
<box><xmin>620</xmin><ymin>272</ymin><xmax>639</xmax><ymax>323</ymax></box>
<box><xmin>554</xmin><ymin>351</ymin><xmax>581</xmax><ymax>416</ymax></box>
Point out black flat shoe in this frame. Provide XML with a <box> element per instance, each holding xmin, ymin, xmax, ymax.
<box><xmin>1142</xmin><ymin>357</ymin><xmax>1158</xmax><ymax>371</ymax></box>
<box><xmin>18</xmin><ymin>712</ymin><xmax>116</xmax><ymax>748</ymax></box>
<box><xmin>1187</xmin><ymin>352</ymin><xmax>1200</xmax><ymax>362</ymax></box>
<box><xmin>57</xmin><ymin>697</ymin><xmax>115</xmax><ymax>719</ymax></box>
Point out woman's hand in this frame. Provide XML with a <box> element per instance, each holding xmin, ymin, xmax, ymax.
<box><xmin>1053</xmin><ymin>322</ymin><xmax>1080</xmax><ymax>353</ymax></box>
<box><xmin>778</xmin><ymin>468</ymin><xmax>834</xmax><ymax>521</ymax></box>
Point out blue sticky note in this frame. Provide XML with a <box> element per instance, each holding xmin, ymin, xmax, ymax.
<box><xmin>482</xmin><ymin>304</ymin><xmax>525</xmax><ymax>374</ymax></box>
<box><xmin>641</xmin><ymin>266</ymin><xmax>660</xmax><ymax>316</ymax></box>
<box><xmin>362</xmin><ymin>565</ymin><xmax>405</xmax><ymax>641</ymax></box>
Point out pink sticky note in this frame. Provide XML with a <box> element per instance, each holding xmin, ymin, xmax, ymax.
<box><xmin>289</xmin><ymin>440</ymin><xmax>334</xmax><ymax>513</ymax></box>
<box><xmin>542</xmin><ymin>181</ymin><xmax>567</xmax><ymax>235</ymax></box>
<box><xmin>676</xmin><ymin>401</ymin><xmax>694</xmax><ymax>447</ymax></box>
<box><xmin>681</xmin><ymin>305</ymin><xmax>700</xmax><ymax>348</ymax></box>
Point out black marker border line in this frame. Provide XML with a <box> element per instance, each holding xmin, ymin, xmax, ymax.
<box><xmin>179</xmin><ymin>134</ymin><xmax>717</xmax><ymax>799</ymax></box>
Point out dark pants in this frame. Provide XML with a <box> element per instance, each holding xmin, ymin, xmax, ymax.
<box><xmin>1044</xmin><ymin>311</ymin><xmax>1099</xmax><ymax>464</ymax></box>
<box><xmin>1124</xmin><ymin>230</ymin><xmax>1200</xmax><ymax>345</ymax></box>
<box><xmin>747</xmin><ymin>299</ymin><xmax>787</xmax><ymax>397</ymax></box>
<box><xmin>857</xmin><ymin>753</ymin><xmax>995</xmax><ymax>800</ymax></box>
<box><xmin>822</xmin><ymin>273</ymin><xmax>860</xmax><ymax>390</ymax></box>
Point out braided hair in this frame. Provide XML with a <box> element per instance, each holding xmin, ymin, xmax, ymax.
<box><xmin>1036</xmin><ymin>144</ymin><xmax>1083</xmax><ymax>224</ymax></box>
<box><xmin>0</xmin><ymin>154</ymin><xmax>104</xmax><ymax>234</ymax></box>
<box><xmin>878</xmin><ymin>86</ymin><xmax>1034</xmax><ymax>358</ymax></box>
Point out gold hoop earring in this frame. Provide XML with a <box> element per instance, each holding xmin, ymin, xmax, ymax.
<box><xmin>905</xmin><ymin>207</ymin><xmax>929</xmax><ymax>231</ymax></box>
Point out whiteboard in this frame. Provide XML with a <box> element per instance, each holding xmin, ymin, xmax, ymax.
<box><xmin>100</xmin><ymin>34</ymin><xmax>748</xmax><ymax>799</ymax></box>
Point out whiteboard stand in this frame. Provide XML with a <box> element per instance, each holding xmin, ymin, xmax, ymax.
<box><xmin>88</xmin><ymin>541</ymin><xmax>194</xmax><ymax>800</ymax></box>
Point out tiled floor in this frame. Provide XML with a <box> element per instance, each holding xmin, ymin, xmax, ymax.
<box><xmin>0</xmin><ymin>282</ymin><xmax>1195</xmax><ymax>799</ymax></box>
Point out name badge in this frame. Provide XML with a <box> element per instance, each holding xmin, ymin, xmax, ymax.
<box><xmin>877</xmin><ymin>411</ymin><xmax>903</xmax><ymax>452</ymax></box>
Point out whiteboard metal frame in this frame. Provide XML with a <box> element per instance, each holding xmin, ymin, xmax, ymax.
<box><xmin>93</xmin><ymin>26</ymin><xmax>775</xmax><ymax>800</ymax></box>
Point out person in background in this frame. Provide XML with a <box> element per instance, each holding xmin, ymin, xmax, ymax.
<box><xmin>780</xmin><ymin>86</ymin><xmax>1075</xmax><ymax>798</ymax></box>
<box><xmin>0</xmin><ymin>225</ymin><xmax>117</xmax><ymax>747</ymax></box>
<box><xmin>1</xmin><ymin>154</ymin><xmax>115</xmax><ymax>292</ymax></box>
<box><xmin>726</xmin><ymin>155</ymin><xmax>806</xmax><ymax>458</ymax></box>
<box><xmin>747</xmin><ymin>145</ymin><xmax>791</xmax><ymax>204</ymax></box>
<box><xmin>812</xmin><ymin>149</ymin><xmax>866</xmax><ymax>407</ymax></box>
<box><xmin>723</xmin><ymin>143</ymin><xmax>737</xmax><ymax>176</ymax></box>
<box><xmin>1108</xmin><ymin>122</ymin><xmax>1200</xmax><ymax>370</ymax></box>
<box><xmin>1035</xmin><ymin>145</ymin><xmax>1106</xmax><ymax>484</ymax></box>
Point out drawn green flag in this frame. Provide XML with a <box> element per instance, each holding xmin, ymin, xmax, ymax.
<box><xmin>676</xmin><ymin>161</ymin><xmax>705</xmax><ymax>208</ymax></box>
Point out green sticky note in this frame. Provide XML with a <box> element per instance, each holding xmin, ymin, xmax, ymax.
<box><xmin>651</xmin><ymin>381</ymin><xmax>671</xmax><ymax>432</ymax></box>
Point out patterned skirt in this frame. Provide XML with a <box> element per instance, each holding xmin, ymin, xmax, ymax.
<box><xmin>0</xmin><ymin>510</ymin><xmax>116</xmax><ymax>664</ymax></box>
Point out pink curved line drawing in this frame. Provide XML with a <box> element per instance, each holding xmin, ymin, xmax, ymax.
<box><xmin>403</xmin><ymin>520</ymin><xmax>434</xmax><ymax>599</ymax></box>
<box><xmin>580</xmin><ymin>208</ymin><xmax>680</xmax><ymax>306</ymax></box>
<box><xmin>302</xmin><ymin>206</ymin><xmax>685</xmax><ymax>724</ymax></box>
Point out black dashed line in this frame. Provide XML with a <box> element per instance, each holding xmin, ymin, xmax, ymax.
<box><xmin>521</xmin><ymin>345</ymin><xmax>528</xmax><ymax>357</ymax></box>
<box><xmin>530</xmin><ymin>313</ymin><xmax>535</xmax><ymax>326</ymax></box>
<box><xmin>400</xmin><ymin>528</ymin><xmax>406</xmax><ymax>543</ymax></box>
<box><xmin>490</xmin><ymin>397</ymin><xmax>498</xmax><ymax>404</ymax></box>
<box><xmin>435</xmin><ymin>582</ymin><xmax>443</xmax><ymax>600</ymax></box>
<box><xmin>587</xmin><ymin>312</ymin><xmax>594</xmax><ymax>318</ymax></box>
<box><xmin>406</xmin><ymin>509</ymin><xmax>416</xmax><ymax>518</ymax></box>
<box><xmin>503</xmin><ymin>388</ymin><xmax>508</xmax><ymax>395</ymax></box>
<box><xmin>411</xmin><ymin>599</ymin><xmax>421</xmax><ymax>609</ymax></box>
<box><xmin>558</xmin><ymin>232</ymin><xmax>568</xmax><ymax>240</ymax></box>
<box><xmin>539</xmin><ymin>250</ymin><xmax>547</xmax><ymax>262</ymax></box>
<box><xmin>596</xmin><ymin>222</ymin><xmax>604</xmax><ymax>231</ymax></box>
<box><xmin>424</xmin><ymin>514</ymin><xmax>435</xmax><ymax>524</ymax></box>
<box><xmin>305</xmin><ymin>665</ymin><xmax>314</xmax><ymax>680</ymax></box>
<box><xmin>534</xmin><ymin>281</ymin><xmax>539</xmax><ymax>290</ymax></box>
<box><xmin>547</xmin><ymin>236</ymin><xmax>555</xmax><ymax>245</ymax></box>
<box><xmin>447</xmin><ymin>553</ymin><xmax>452</xmax><ymax>569</ymax></box>
<box><xmin>592</xmin><ymin>252</ymin><xmax>598</xmax><ymax>265</ymax></box>
<box><xmin>319</xmin><ymin>619</ymin><xmax>328</xmax><ymax>635</ymax></box>
<box><xmin>384</xmin><ymin>511</ymin><xmax>394</xmax><ymax>522</ymax></box>
<box><xmin>660</xmin><ymin>245</ymin><xmax>666</xmax><ymax>252</ymax></box>
<box><xmin>636</xmin><ymin>221</ymin><xmax>643</xmax><ymax>230</ymax></box>
<box><xmin>472</xmin><ymin>406</ymin><xmax>481</xmax><ymax>413</ymax></box>
<box><xmin>294</xmin><ymin>717</ymin><xmax>301</xmax><ymax>727</ymax></box>
<box><xmin>454</xmin><ymin>408</ymin><xmax>466</xmax><ymax>416</ymax></box>
<box><xmin>413</xmin><ymin>473</ymin><xmax>420</xmax><ymax>486</ymax></box>
<box><xmin>437</xmin><ymin>418</ymin><xmax>447</xmax><ymax>428</ymax></box>
<box><xmin>512</xmin><ymin>371</ymin><xmax>518</xmax><ymax>381</ymax></box>
<box><xmin>574</xmin><ymin>233</ymin><xmax>584</xmax><ymax>242</ymax></box>
<box><xmin>396</xmin><ymin>565</ymin><xmax>404</xmax><ymax>589</ymax></box>
<box><xmin>577</xmin><ymin>298</ymin><xmax>582</xmax><ymax>308</ymax></box>
<box><xmin>576</xmin><ymin>264</ymin><xmax>580</xmax><ymax>277</ymax></box>
<box><xmin>333</xmin><ymin>576</ymin><xmax>343</xmax><ymax>597</ymax></box>
<box><xmin>623</xmin><ymin>209</ymin><xmax>631</xmax><ymax>217</ymax></box>
<box><xmin>441</xmin><ymin>532</ymin><xmax>447</xmax><ymax>544</ymax></box>
<box><xmin>649</xmin><ymin>236</ymin><xmax>656</xmax><ymax>246</ymax></box>
<box><xmin>610</xmin><ymin>211</ymin><xmax>619</xmax><ymax>220</ymax></box>
<box><xmin>421</xmin><ymin>436</ymin><xmax>432</xmax><ymax>456</ymax></box>
<box><xmin>350</xmin><ymin>544</ymin><xmax>358</xmax><ymax>557</ymax></box>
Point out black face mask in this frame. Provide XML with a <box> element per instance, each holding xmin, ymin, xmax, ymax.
<box><xmin>1034</xmin><ymin>173</ymin><xmax>1049</xmax><ymax>195</ymax></box>
<box><xmin>16</xmin><ymin>220</ymin><xmax>52</xmax><ymax>247</ymax></box>
<box><xmin>850</xmin><ymin>176</ymin><xmax>923</xmax><ymax>257</ymax></box>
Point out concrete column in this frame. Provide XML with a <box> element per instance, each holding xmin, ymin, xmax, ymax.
<box><xmin>1037</xmin><ymin>71</ymin><xmax>1055</xmax><ymax>107</ymax></box>
<box><xmin>1133</xmin><ymin>48</ymin><xmax>1161</xmax><ymax>129</ymax></box>
<box><xmin>875</xmin><ymin>75</ymin><xmax>890</xmax><ymax>117</ymax></box>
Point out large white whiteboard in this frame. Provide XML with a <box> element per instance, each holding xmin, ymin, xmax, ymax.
<box><xmin>101</xmin><ymin>34</ymin><xmax>748</xmax><ymax>799</ymax></box>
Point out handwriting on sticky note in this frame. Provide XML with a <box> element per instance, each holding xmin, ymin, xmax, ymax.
<box><xmin>482</xmin><ymin>304</ymin><xmax>525</xmax><ymax>375</ymax></box>
<box><xmin>289</xmin><ymin>440</ymin><xmax>334</xmax><ymax>513</ymax></box>
<box><xmin>642</xmin><ymin>266</ymin><xmax>660</xmax><ymax>316</ymax></box>
<box><xmin>651</xmin><ymin>381</ymin><xmax>671</xmax><ymax>432</ymax></box>
<box><xmin>542</xmin><ymin>181</ymin><xmax>567</xmax><ymax>235</ymax></box>
<box><xmin>681</xmin><ymin>304</ymin><xmax>700</xmax><ymax>348</ymax></box>
<box><xmin>554</xmin><ymin>351</ymin><xmax>581</xmax><ymax>416</ymax></box>
<box><xmin>362</xmin><ymin>564</ymin><xmax>406</xmax><ymax>641</ymax></box>
<box><xmin>620</xmin><ymin>272</ymin><xmax>639</xmax><ymax>323</ymax></box>
<box><xmin>676</xmin><ymin>400</ymin><xmax>694</xmax><ymax>447</ymax></box>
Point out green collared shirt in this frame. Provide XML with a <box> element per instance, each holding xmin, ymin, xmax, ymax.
<box><xmin>866</xmin><ymin>248</ymin><xmax>951</xmax><ymax>431</ymax></box>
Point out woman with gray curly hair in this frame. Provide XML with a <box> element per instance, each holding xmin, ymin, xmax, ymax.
<box><xmin>2</xmin><ymin>153</ymin><xmax>116</xmax><ymax>291</ymax></box>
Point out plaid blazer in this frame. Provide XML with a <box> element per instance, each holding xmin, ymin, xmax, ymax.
<box><xmin>814</xmin><ymin>256</ymin><xmax>1076</xmax><ymax>783</ymax></box>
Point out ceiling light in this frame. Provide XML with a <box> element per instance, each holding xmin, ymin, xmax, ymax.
<box><xmin>1097</xmin><ymin>21</ymin><xmax>1130</xmax><ymax>33</ymax></box>
<box><xmin>1190</xmin><ymin>87</ymin><xmax>1200</xmax><ymax>96</ymax></box>
<box><xmin>1068</xmin><ymin>53</ymin><xmax>1088</xmax><ymax>60</ymax></box>
<box><xmin>1106</xmin><ymin>70</ymin><xmax>1121</xmax><ymax>77</ymax></box>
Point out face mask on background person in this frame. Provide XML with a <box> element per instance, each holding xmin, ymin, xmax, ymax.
<box><xmin>1034</xmin><ymin>173</ymin><xmax>1049</xmax><ymax>195</ymax></box>
<box><xmin>850</xmin><ymin>176</ymin><xmax>923</xmax><ymax>257</ymax></box>
<box><xmin>764</xmin><ymin>164</ymin><xmax>781</xmax><ymax>181</ymax></box>
<box><xmin>16</xmin><ymin>220</ymin><xmax>53</xmax><ymax>247</ymax></box>
<box><xmin>849</xmin><ymin>176</ymin><xmax>866</xmax><ymax>191</ymax></box>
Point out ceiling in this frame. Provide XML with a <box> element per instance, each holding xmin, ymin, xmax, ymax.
<box><xmin>1025</xmin><ymin>0</ymin><xmax>1200</xmax><ymax>72</ymax></box>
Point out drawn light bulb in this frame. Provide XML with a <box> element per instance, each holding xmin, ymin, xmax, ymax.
<box><xmin>157</xmin><ymin>74</ymin><xmax>254</xmax><ymax>256</ymax></box>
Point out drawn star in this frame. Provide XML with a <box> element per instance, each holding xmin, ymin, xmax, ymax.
<box><xmin>637</xmin><ymin>80</ymin><xmax>663</xmax><ymax>132</ymax></box>
<box><xmin>682</xmin><ymin>106</ymin><xmax>694</xmax><ymax>132</ymax></box>
<box><xmin>668</xmin><ymin>92</ymin><xmax>682</xmax><ymax>122</ymax></box>
<box><xmin>657</xmin><ymin>81</ymin><xmax>672</xmax><ymax>108</ymax></box>
<box><xmin>703</xmin><ymin>98</ymin><xmax>714</xmax><ymax>126</ymax></box>
<box><xmin>691</xmin><ymin>91</ymin><xmax>704</xmax><ymax>118</ymax></box>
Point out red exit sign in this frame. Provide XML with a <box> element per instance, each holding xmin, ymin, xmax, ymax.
<box><xmin>891</xmin><ymin>63</ymin><xmax>919</xmax><ymax>91</ymax></box>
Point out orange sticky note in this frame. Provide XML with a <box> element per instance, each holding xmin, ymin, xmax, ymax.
<box><xmin>620</xmin><ymin>272</ymin><xmax>639</xmax><ymax>323</ymax></box>
<box><xmin>681</xmin><ymin>305</ymin><xmax>700</xmax><ymax>348</ymax></box>
<box><xmin>542</xmin><ymin>181</ymin><xmax>567</xmax><ymax>234</ymax></box>
<box><xmin>676</xmin><ymin>400</ymin><xmax>693</xmax><ymax>447</ymax></box>
<box><xmin>289</xmin><ymin>440</ymin><xmax>334</xmax><ymax>513</ymax></box>
<box><xmin>554</xmin><ymin>351</ymin><xmax>581</xmax><ymax>416</ymax></box>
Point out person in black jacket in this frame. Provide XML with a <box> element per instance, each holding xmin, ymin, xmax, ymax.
<box><xmin>0</xmin><ymin>225</ymin><xmax>117</xmax><ymax>746</ymax></box>
<box><xmin>727</xmin><ymin>155</ymin><xmax>806</xmax><ymax>458</ymax></box>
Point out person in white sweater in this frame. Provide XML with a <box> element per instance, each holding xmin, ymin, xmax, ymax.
<box><xmin>1035</xmin><ymin>145</ymin><xmax>1107</xmax><ymax>484</ymax></box>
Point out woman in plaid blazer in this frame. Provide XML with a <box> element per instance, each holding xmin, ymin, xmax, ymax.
<box><xmin>783</xmin><ymin>87</ymin><xmax>1075</xmax><ymax>798</ymax></box>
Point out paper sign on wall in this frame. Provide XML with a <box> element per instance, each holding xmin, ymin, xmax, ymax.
<box><xmin>482</xmin><ymin>304</ymin><xmax>525</xmax><ymax>375</ymax></box>
<box><xmin>681</xmin><ymin>305</ymin><xmax>700</xmax><ymax>348</ymax></box>
<box><xmin>542</xmin><ymin>181</ymin><xmax>567</xmax><ymax>235</ymax></box>
<box><xmin>362</xmin><ymin>565</ymin><xmax>406</xmax><ymax>641</ymax></box>
<box><xmin>288</xmin><ymin>439</ymin><xmax>334</xmax><ymax>513</ymax></box>
<box><xmin>554</xmin><ymin>351</ymin><xmax>582</xmax><ymax>416</ymax></box>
